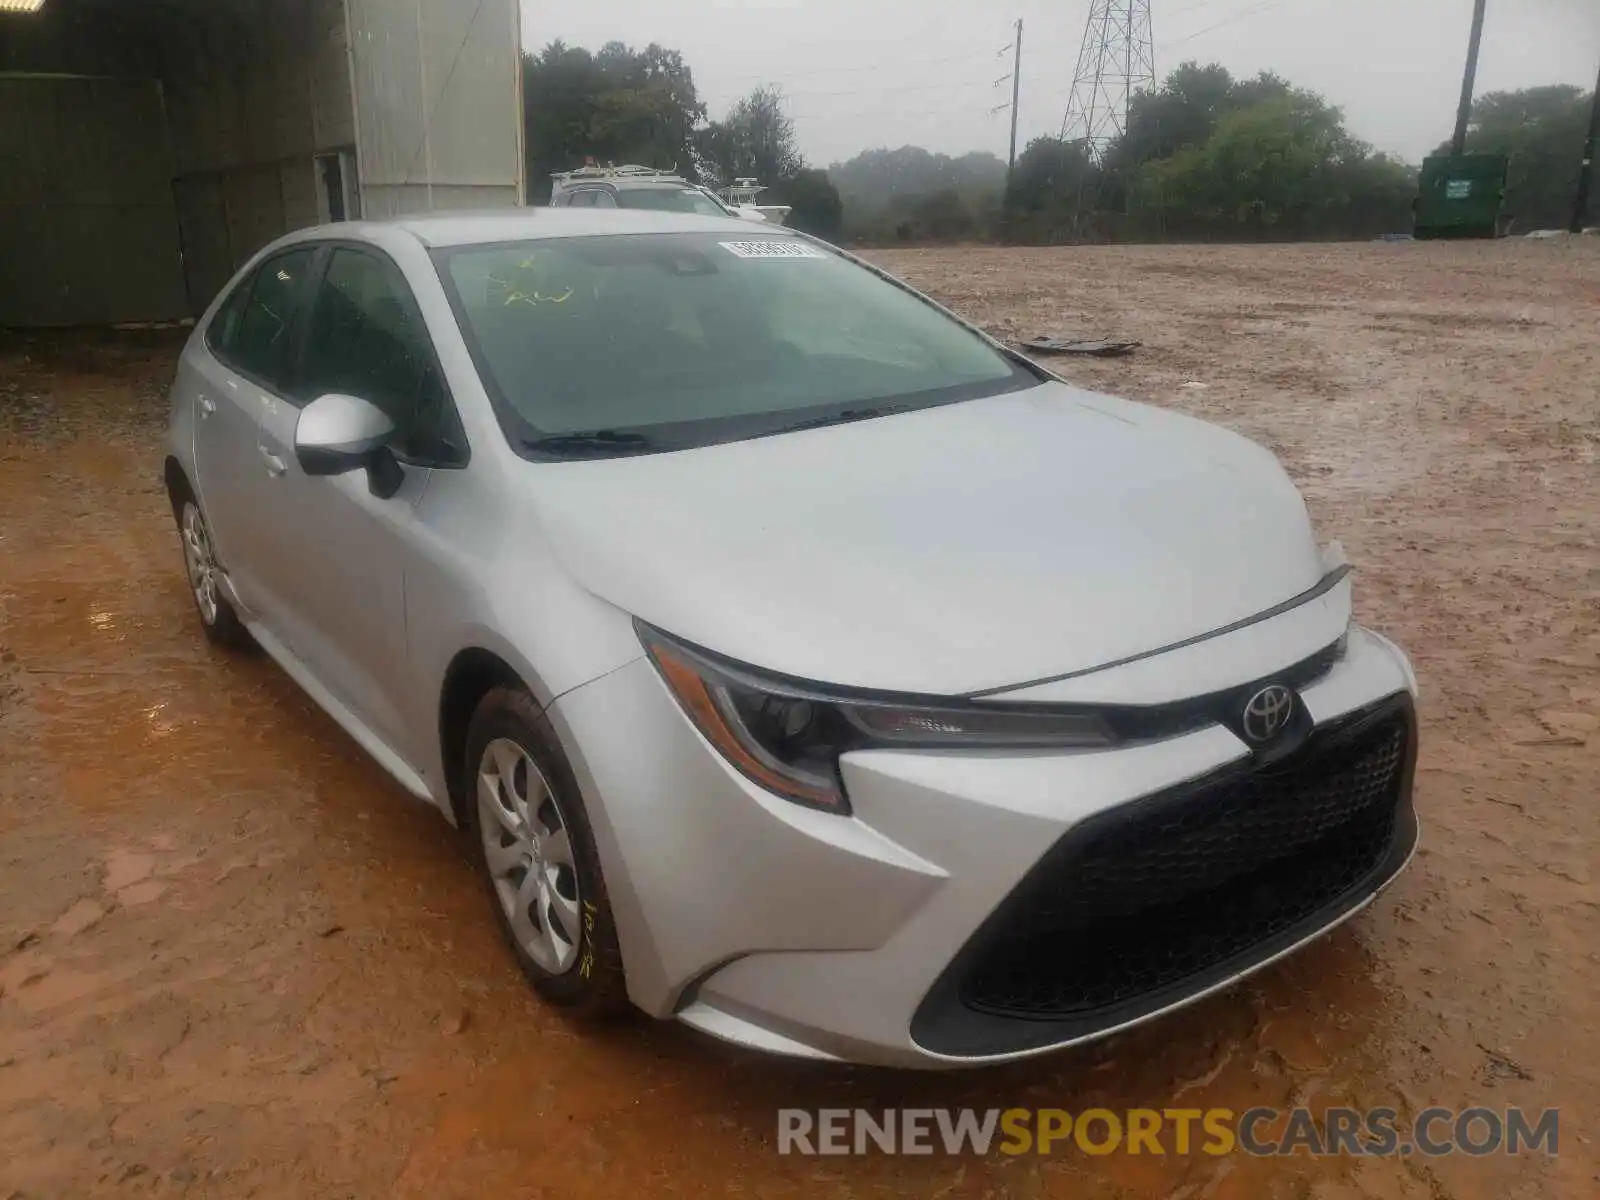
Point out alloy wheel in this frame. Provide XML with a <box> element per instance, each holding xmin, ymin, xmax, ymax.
<box><xmin>180</xmin><ymin>501</ymin><xmax>220</xmax><ymax>625</ymax></box>
<box><xmin>477</xmin><ymin>737</ymin><xmax>583</xmax><ymax>974</ymax></box>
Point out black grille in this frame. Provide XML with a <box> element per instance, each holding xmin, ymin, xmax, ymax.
<box><xmin>1100</xmin><ymin>636</ymin><xmax>1345</xmax><ymax>744</ymax></box>
<box><xmin>912</xmin><ymin>695</ymin><xmax>1417</xmax><ymax>1056</ymax></box>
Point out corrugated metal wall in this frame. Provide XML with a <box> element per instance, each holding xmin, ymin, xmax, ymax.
<box><xmin>0</xmin><ymin>75</ymin><xmax>189</xmax><ymax>326</ymax></box>
<box><xmin>345</xmin><ymin>0</ymin><xmax>523</xmax><ymax>219</ymax></box>
<box><xmin>0</xmin><ymin>0</ymin><xmax>355</xmax><ymax>324</ymax></box>
<box><xmin>0</xmin><ymin>0</ymin><xmax>523</xmax><ymax>325</ymax></box>
<box><xmin>0</xmin><ymin>1</ymin><xmax>182</xmax><ymax>326</ymax></box>
<box><xmin>159</xmin><ymin>0</ymin><xmax>358</xmax><ymax>310</ymax></box>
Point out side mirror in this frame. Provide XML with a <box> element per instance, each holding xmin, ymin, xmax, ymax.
<box><xmin>294</xmin><ymin>393</ymin><xmax>404</xmax><ymax>498</ymax></box>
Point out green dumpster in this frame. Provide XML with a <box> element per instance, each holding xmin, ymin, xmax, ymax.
<box><xmin>1414</xmin><ymin>153</ymin><xmax>1508</xmax><ymax>239</ymax></box>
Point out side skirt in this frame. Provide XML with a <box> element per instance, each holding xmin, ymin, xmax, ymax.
<box><xmin>243</xmin><ymin>616</ymin><xmax>442</xmax><ymax>813</ymax></box>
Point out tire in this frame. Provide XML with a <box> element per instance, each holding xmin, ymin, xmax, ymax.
<box><xmin>171</xmin><ymin>484</ymin><xmax>252</xmax><ymax>650</ymax></box>
<box><xmin>463</xmin><ymin>685</ymin><xmax>628</xmax><ymax>1015</ymax></box>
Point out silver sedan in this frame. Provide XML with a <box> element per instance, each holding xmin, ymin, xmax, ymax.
<box><xmin>163</xmin><ymin>210</ymin><xmax>1418</xmax><ymax>1067</ymax></box>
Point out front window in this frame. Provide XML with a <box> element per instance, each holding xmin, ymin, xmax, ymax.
<box><xmin>300</xmin><ymin>247</ymin><xmax>465</xmax><ymax>464</ymax></box>
<box><xmin>435</xmin><ymin>233</ymin><xmax>1036</xmax><ymax>458</ymax></box>
<box><xmin>612</xmin><ymin>187</ymin><xmax>729</xmax><ymax>218</ymax></box>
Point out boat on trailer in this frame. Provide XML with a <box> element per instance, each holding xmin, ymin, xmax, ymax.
<box><xmin>718</xmin><ymin>178</ymin><xmax>792</xmax><ymax>226</ymax></box>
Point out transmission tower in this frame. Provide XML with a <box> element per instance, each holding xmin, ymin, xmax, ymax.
<box><xmin>1060</xmin><ymin>0</ymin><xmax>1155</xmax><ymax>157</ymax></box>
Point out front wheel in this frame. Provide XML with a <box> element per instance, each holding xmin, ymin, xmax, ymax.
<box><xmin>463</xmin><ymin>685</ymin><xmax>628</xmax><ymax>1014</ymax></box>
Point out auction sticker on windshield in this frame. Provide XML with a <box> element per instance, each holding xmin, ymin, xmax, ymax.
<box><xmin>719</xmin><ymin>241</ymin><xmax>828</xmax><ymax>259</ymax></box>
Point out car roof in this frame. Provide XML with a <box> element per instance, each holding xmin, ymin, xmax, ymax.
<box><xmin>321</xmin><ymin>208</ymin><xmax>793</xmax><ymax>249</ymax></box>
<box><xmin>591</xmin><ymin>177</ymin><xmax>700</xmax><ymax>191</ymax></box>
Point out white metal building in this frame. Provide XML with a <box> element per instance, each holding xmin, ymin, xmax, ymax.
<box><xmin>0</xmin><ymin>0</ymin><xmax>524</xmax><ymax>326</ymax></box>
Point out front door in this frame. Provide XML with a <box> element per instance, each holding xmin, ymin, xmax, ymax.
<box><xmin>253</xmin><ymin>244</ymin><xmax>467</xmax><ymax>758</ymax></box>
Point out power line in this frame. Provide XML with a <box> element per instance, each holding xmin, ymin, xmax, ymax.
<box><xmin>767</xmin><ymin>2</ymin><xmax>1288</xmax><ymax>115</ymax></box>
<box><xmin>707</xmin><ymin>50</ymin><xmax>978</xmax><ymax>85</ymax></box>
<box><xmin>709</xmin><ymin>76</ymin><xmax>1003</xmax><ymax>107</ymax></box>
<box><xmin>775</xmin><ymin>19</ymin><xmax>1022</xmax><ymax>174</ymax></box>
<box><xmin>1163</xmin><ymin>0</ymin><xmax>1218</xmax><ymax>19</ymax></box>
<box><xmin>1168</xmin><ymin>0</ymin><xmax>1297</xmax><ymax>46</ymax></box>
<box><xmin>706</xmin><ymin>19</ymin><xmax>1026</xmax><ymax>123</ymax></box>
<box><xmin>785</xmin><ymin>90</ymin><xmax>1022</xmax><ymax>124</ymax></box>
<box><xmin>786</xmin><ymin>95</ymin><xmax>1017</xmax><ymax>121</ymax></box>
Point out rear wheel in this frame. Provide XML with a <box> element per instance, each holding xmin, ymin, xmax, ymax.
<box><xmin>174</xmin><ymin>492</ymin><xmax>251</xmax><ymax>649</ymax></box>
<box><xmin>464</xmin><ymin>685</ymin><xmax>628</xmax><ymax>1013</ymax></box>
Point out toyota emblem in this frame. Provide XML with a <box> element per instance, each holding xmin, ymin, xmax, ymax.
<box><xmin>1241</xmin><ymin>684</ymin><xmax>1295</xmax><ymax>743</ymax></box>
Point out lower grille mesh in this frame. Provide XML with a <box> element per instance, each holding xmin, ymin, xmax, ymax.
<box><xmin>961</xmin><ymin>708</ymin><xmax>1410</xmax><ymax>1020</ymax></box>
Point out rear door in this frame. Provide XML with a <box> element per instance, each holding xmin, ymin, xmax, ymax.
<box><xmin>190</xmin><ymin>246</ymin><xmax>318</xmax><ymax>623</ymax></box>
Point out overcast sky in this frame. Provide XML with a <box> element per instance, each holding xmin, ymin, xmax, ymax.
<box><xmin>519</xmin><ymin>0</ymin><xmax>1599</xmax><ymax>167</ymax></box>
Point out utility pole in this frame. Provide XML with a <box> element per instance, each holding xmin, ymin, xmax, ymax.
<box><xmin>1008</xmin><ymin>19</ymin><xmax>1023</xmax><ymax>177</ymax></box>
<box><xmin>992</xmin><ymin>20</ymin><xmax>1024</xmax><ymax>179</ymax></box>
<box><xmin>1451</xmin><ymin>0</ymin><xmax>1488</xmax><ymax>156</ymax></box>
<box><xmin>1570</xmin><ymin>56</ymin><xmax>1600</xmax><ymax>233</ymax></box>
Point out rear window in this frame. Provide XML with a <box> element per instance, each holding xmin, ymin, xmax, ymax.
<box><xmin>435</xmin><ymin>232</ymin><xmax>1034</xmax><ymax>459</ymax></box>
<box><xmin>207</xmin><ymin>247</ymin><xmax>316</xmax><ymax>390</ymax></box>
<box><xmin>613</xmin><ymin>187</ymin><xmax>728</xmax><ymax>218</ymax></box>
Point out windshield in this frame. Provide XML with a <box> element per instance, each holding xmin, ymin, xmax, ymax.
<box><xmin>435</xmin><ymin>233</ymin><xmax>1036</xmax><ymax>459</ymax></box>
<box><xmin>612</xmin><ymin>187</ymin><xmax>730</xmax><ymax>218</ymax></box>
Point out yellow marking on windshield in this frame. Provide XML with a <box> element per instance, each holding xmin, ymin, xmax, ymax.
<box><xmin>487</xmin><ymin>271</ymin><xmax>574</xmax><ymax>308</ymax></box>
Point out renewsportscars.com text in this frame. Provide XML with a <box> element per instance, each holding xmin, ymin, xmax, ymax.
<box><xmin>777</xmin><ymin>1106</ymin><xmax>1559</xmax><ymax>1158</ymax></box>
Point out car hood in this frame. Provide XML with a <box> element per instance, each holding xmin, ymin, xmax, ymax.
<box><xmin>524</xmin><ymin>382</ymin><xmax>1327</xmax><ymax>695</ymax></box>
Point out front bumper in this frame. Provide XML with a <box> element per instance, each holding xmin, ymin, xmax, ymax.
<box><xmin>550</xmin><ymin>624</ymin><xmax>1418</xmax><ymax>1068</ymax></box>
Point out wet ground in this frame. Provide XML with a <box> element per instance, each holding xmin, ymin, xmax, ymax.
<box><xmin>1</xmin><ymin>240</ymin><xmax>1596</xmax><ymax>1198</ymax></box>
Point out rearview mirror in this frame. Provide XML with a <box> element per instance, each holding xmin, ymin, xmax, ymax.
<box><xmin>294</xmin><ymin>393</ymin><xmax>403</xmax><ymax>498</ymax></box>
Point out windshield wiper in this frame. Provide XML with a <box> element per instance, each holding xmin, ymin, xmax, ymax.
<box><xmin>777</xmin><ymin>404</ymin><xmax>913</xmax><ymax>434</ymax></box>
<box><xmin>522</xmin><ymin>429</ymin><xmax>656</xmax><ymax>457</ymax></box>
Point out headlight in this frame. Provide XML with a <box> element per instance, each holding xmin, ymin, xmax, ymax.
<box><xmin>638</xmin><ymin>624</ymin><xmax>1113</xmax><ymax>814</ymax></box>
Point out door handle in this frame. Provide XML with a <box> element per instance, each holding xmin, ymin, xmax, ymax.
<box><xmin>258</xmin><ymin>444</ymin><xmax>287</xmax><ymax>477</ymax></box>
<box><xmin>197</xmin><ymin>394</ymin><xmax>217</xmax><ymax>417</ymax></box>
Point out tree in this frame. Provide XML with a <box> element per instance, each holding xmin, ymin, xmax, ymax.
<box><xmin>1114</xmin><ymin>61</ymin><xmax>1238</xmax><ymax>167</ymax></box>
<box><xmin>1001</xmin><ymin>62</ymin><xmax>1415</xmax><ymax>244</ymax></box>
<box><xmin>769</xmin><ymin>168</ymin><xmax>843</xmax><ymax>240</ymax></box>
<box><xmin>1002</xmin><ymin>136</ymin><xmax>1100</xmax><ymax>243</ymax></box>
<box><xmin>1438</xmin><ymin>85</ymin><xmax>1593</xmax><ymax>231</ymax></box>
<box><xmin>1131</xmin><ymin>91</ymin><xmax>1412</xmax><ymax>239</ymax></box>
<box><xmin>696</xmin><ymin>86</ymin><xmax>802</xmax><ymax>189</ymax></box>
<box><xmin>1098</xmin><ymin>64</ymin><xmax>1292</xmax><ymax>217</ymax></box>
<box><xmin>826</xmin><ymin>146</ymin><xmax>1006</xmax><ymax>224</ymax></box>
<box><xmin>522</xmin><ymin>40</ymin><xmax>706</xmax><ymax>200</ymax></box>
<box><xmin>900</xmin><ymin>189</ymin><xmax>979</xmax><ymax>242</ymax></box>
<box><xmin>693</xmin><ymin>86</ymin><xmax>840</xmax><ymax>234</ymax></box>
